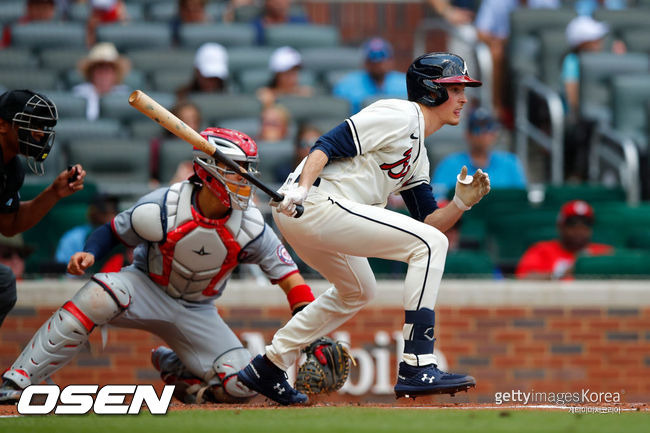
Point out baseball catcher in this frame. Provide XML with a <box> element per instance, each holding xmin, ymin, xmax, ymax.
<box><xmin>295</xmin><ymin>337</ymin><xmax>355</xmax><ymax>394</ymax></box>
<box><xmin>0</xmin><ymin>128</ymin><xmax>315</xmax><ymax>405</ymax></box>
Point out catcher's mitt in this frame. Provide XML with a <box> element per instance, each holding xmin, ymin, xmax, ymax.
<box><xmin>295</xmin><ymin>337</ymin><xmax>355</xmax><ymax>395</ymax></box>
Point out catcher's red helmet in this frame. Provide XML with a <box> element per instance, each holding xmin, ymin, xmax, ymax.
<box><xmin>193</xmin><ymin>128</ymin><xmax>258</xmax><ymax>210</ymax></box>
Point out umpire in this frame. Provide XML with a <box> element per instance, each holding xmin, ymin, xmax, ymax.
<box><xmin>0</xmin><ymin>89</ymin><xmax>86</xmax><ymax>327</ymax></box>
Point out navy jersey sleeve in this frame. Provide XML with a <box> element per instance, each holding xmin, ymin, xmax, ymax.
<box><xmin>311</xmin><ymin>121</ymin><xmax>357</xmax><ymax>160</ymax></box>
<box><xmin>399</xmin><ymin>183</ymin><xmax>439</xmax><ymax>222</ymax></box>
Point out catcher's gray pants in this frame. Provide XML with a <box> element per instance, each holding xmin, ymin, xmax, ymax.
<box><xmin>0</xmin><ymin>264</ymin><xmax>17</xmax><ymax>328</ymax></box>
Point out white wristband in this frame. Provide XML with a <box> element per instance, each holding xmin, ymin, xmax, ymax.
<box><xmin>452</xmin><ymin>194</ymin><xmax>471</xmax><ymax>211</ymax></box>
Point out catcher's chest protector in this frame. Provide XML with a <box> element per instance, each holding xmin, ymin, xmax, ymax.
<box><xmin>147</xmin><ymin>182</ymin><xmax>264</xmax><ymax>301</ymax></box>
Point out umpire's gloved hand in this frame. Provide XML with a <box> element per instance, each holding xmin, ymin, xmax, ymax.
<box><xmin>453</xmin><ymin>165</ymin><xmax>491</xmax><ymax>211</ymax></box>
<box><xmin>272</xmin><ymin>184</ymin><xmax>308</xmax><ymax>217</ymax></box>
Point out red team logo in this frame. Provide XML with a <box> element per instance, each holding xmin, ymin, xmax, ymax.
<box><xmin>276</xmin><ymin>245</ymin><xmax>295</xmax><ymax>265</ymax></box>
<box><xmin>379</xmin><ymin>149</ymin><xmax>412</xmax><ymax>179</ymax></box>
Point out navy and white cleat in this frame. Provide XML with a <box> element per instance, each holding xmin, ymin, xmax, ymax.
<box><xmin>237</xmin><ymin>355</ymin><xmax>308</xmax><ymax>406</ymax></box>
<box><xmin>394</xmin><ymin>362</ymin><xmax>476</xmax><ymax>399</ymax></box>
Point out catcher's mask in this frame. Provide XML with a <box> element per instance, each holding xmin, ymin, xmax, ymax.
<box><xmin>0</xmin><ymin>89</ymin><xmax>58</xmax><ymax>175</ymax></box>
<box><xmin>193</xmin><ymin>127</ymin><xmax>259</xmax><ymax>210</ymax></box>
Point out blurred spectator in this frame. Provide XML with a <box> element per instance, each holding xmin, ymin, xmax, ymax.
<box><xmin>293</xmin><ymin>122</ymin><xmax>321</xmax><ymax>168</ymax></box>
<box><xmin>333</xmin><ymin>37</ymin><xmax>407</xmax><ymax>115</ymax></box>
<box><xmin>171</xmin><ymin>0</ymin><xmax>211</xmax><ymax>46</ymax></box>
<box><xmin>150</xmin><ymin>100</ymin><xmax>203</xmax><ymax>186</ymax></box>
<box><xmin>561</xmin><ymin>15</ymin><xmax>625</xmax><ymax>180</ymax></box>
<box><xmin>257</xmin><ymin>46</ymin><xmax>315</xmax><ymax>108</ymax></box>
<box><xmin>475</xmin><ymin>0</ymin><xmax>559</xmax><ymax>123</ymax></box>
<box><xmin>72</xmin><ymin>42</ymin><xmax>131</xmax><ymax>121</ymax></box>
<box><xmin>0</xmin><ymin>234</ymin><xmax>32</xmax><ymax>281</ymax></box>
<box><xmin>574</xmin><ymin>0</ymin><xmax>627</xmax><ymax>16</ymax></box>
<box><xmin>86</xmin><ymin>0</ymin><xmax>128</xmax><ymax>46</ymax></box>
<box><xmin>177</xmin><ymin>43</ymin><xmax>229</xmax><ymax>100</ymax></box>
<box><xmin>427</xmin><ymin>1</ymin><xmax>479</xmax><ymax>74</ymax></box>
<box><xmin>2</xmin><ymin>0</ymin><xmax>57</xmax><ymax>47</ymax></box>
<box><xmin>432</xmin><ymin>108</ymin><xmax>526</xmax><ymax>199</ymax></box>
<box><xmin>515</xmin><ymin>200</ymin><xmax>613</xmax><ymax>280</ymax></box>
<box><xmin>54</xmin><ymin>193</ymin><xmax>119</xmax><ymax>265</ymax></box>
<box><xmin>252</xmin><ymin>0</ymin><xmax>309</xmax><ymax>45</ymax></box>
<box><xmin>258</xmin><ymin>103</ymin><xmax>291</xmax><ymax>142</ymax></box>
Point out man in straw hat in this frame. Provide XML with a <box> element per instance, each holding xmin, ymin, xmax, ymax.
<box><xmin>73</xmin><ymin>42</ymin><xmax>131</xmax><ymax>120</ymax></box>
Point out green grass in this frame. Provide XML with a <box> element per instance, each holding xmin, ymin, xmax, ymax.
<box><xmin>1</xmin><ymin>408</ymin><xmax>648</xmax><ymax>433</ymax></box>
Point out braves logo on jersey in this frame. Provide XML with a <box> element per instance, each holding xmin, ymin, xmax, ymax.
<box><xmin>379</xmin><ymin>149</ymin><xmax>412</xmax><ymax>179</ymax></box>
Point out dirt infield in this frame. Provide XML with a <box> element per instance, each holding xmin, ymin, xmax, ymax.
<box><xmin>1</xmin><ymin>397</ymin><xmax>646</xmax><ymax>416</ymax></box>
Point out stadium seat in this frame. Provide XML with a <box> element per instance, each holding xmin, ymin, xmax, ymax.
<box><xmin>39</xmin><ymin>48</ymin><xmax>87</xmax><ymax>74</ymax></box>
<box><xmin>424</xmin><ymin>123</ymin><xmax>466</xmax><ymax>169</ymax></box>
<box><xmin>578</xmin><ymin>52</ymin><xmax>649</xmax><ymax>124</ymax></box>
<box><xmin>574</xmin><ymin>249</ymin><xmax>650</xmax><ymax>278</ymax></box>
<box><xmin>256</xmin><ymin>139</ymin><xmax>295</xmax><ymax>184</ymax></box>
<box><xmin>444</xmin><ymin>251</ymin><xmax>496</xmax><ymax>277</ymax></box>
<box><xmin>620</xmin><ymin>29</ymin><xmax>650</xmax><ymax>54</ymax></box>
<box><xmin>612</xmin><ymin>74</ymin><xmax>650</xmax><ymax>148</ymax></box>
<box><xmin>542</xmin><ymin>183</ymin><xmax>626</xmax><ymax>206</ymax></box>
<box><xmin>149</xmin><ymin>69</ymin><xmax>193</xmax><ymax>93</ymax></box>
<box><xmin>539</xmin><ymin>29</ymin><xmax>569</xmax><ymax>90</ymax></box>
<box><xmin>0</xmin><ymin>68</ymin><xmax>59</xmax><ymax>91</ymax></box>
<box><xmin>55</xmin><ymin>118</ymin><xmax>123</xmax><ymax>143</ymax></box>
<box><xmin>236</xmin><ymin>69</ymin><xmax>317</xmax><ymax>94</ymax></box>
<box><xmin>627</xmin><ymin>228</ymin><xmax>650</xmax><ymax>250</ymax></box>
<box><xmin>275</xmin><ymin>95</ymin><xmax>349</xmax><ymax>123</ymax></box>
<box><xmin>96</xmin><ymin>23</ymin><xmax>172</xmax><ymax>51</ymax></box>
<box><xmin>188</xmin><ymin>93</ymin><xmax>262</xmax><ymax>123</ymax></box>
<box><xmin>148</xmin><ymin>1</ymin><xmax>224</xmax><ymax>22</ymax></box>
<box><xmin>128</xmin><ymin>48</ymin><xmax>194</xmax><ymax>73</ymax></box>
<box><xmin>157</xmin><ymin>139</ymin><xmax>195</xmax><ymax>184</ymax></box>
<box><xmin>300</xmin><ymin>47</ymin><xmax>363</xmax><ymax>75</ymax></box>
<box><xmin>130</xmin><ymin>119</ymin><xmax>165</xmax><ymax>139</ymax></box>
<box><xmin>228</xmin><ymin>46</ymin><xmax>275</xmax><ymax>76</ymax></box>
<box><xmin>0</xmin><ymin>1</ymin><xmax>23</xmax><ymax>25</ymax></box>
<box><xmin>66</xmin><ymin>139</ymin><xmax>151</xmax><ymax>198</ymax></box>
<box><xmin>265</xmin><ymin>24</ymin><xmax>340</xmax><ymax>49</ymax></box>
<box><xmin>593</xmin><ymin>9</ymin><xmax>650</xmax><ymax>38</ymax></box>
<box><xmin>218</xmin><ymin>117</ymin><xmax>261</xmax><ymax>139</ymax></box>
<box><xmin>0</xmin><ymin>48</ymin><xmax>36</xmax><ymax>68</ymax></box>
<box><xmin>11</xmin><ymin>22</ymin><xmax>86</xmax><ymax>51</ymax></box>
<box><xmin>100</xmin><ymin>92</ymin><xmax>175</xmax><ymax>123</ymax></box>
<box><xmin>46</xmin><ymin>91</ymin><xmax>87</xmax><ymax>119</ymax></box>
<box><xmin>179</xmin><ymin>23</ymin><xmax>255</xmax><ymax>49</ymax></box>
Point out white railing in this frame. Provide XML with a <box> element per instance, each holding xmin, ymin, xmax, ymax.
<box><xmin>515</xmin><ymin>75</ymin><xmax>565</xmax><ymax>185</ymax></box>
<box><xmin>589</xmin><ymin>125</ymin><xmax>641</xmax><ymax>205</ymax></box>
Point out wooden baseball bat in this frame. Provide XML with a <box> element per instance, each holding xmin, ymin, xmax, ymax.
<box><xmin>128</xmin><ymin>90</ymin><xmax>303</xmax><ymax>217</ymax></box>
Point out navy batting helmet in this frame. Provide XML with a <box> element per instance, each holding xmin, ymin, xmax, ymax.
<box><xmin>406</xmin><ymin>53</ymin><xmax>481</xmax><ymax>107</ymax></box>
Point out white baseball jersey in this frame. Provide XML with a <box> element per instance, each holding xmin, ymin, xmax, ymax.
<box><xmin>299</xmin><ymin>99</ymin><xmax>429</xmax><ymax>207</ymax></box>
<box><xmin>268</xmin><ymin>99</ymin><xmax>449</xmax><ymax>370</ymax></box>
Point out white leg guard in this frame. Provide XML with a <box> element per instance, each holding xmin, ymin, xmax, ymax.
<box><xmin>2</xmin><ymin>275</ymin><xmax>130</xmax><ymax>388</ymax></box>
<box><xmin>152</xmin><ymin>346</ymin><xmax>255</xmax><ymax>404</ymax></box>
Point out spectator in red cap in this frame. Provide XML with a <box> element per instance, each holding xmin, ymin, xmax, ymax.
<box><xmin>515</xmin><ymin>200</ymin><xmax>613</xmax><ymax>280</ymax></box>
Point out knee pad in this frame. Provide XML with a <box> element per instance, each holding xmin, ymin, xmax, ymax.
<box><xmin>211</xmin><ymin>347</ymin><xmax>256</xmax><ymax>403</ymax></box>
<box><xmin>404</xmin><ymin>308</ymin><xmax>436</xmax><ymax>356</ymax></box>
<box><xmin>70</xmin><ymin>274</ymin><xmax>131</xmax><ymax>325</ymax></box>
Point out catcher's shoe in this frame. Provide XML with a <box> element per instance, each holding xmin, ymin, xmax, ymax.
<box><xmin>0</xmin><ymin>380</ymin><xmax>22</xmax><ymax>405</ymax></box>
<box><xmin>394</xmin><ymin>362</ymin><xmax>476</xmax><ymax>398</ymax></box>
<box><xmin>237</xmin><ymin>355</ymin><xmax>308</xmax><ymax>406</ymax></box>
<box><xmin>151</xmin><ymin>346</ymin><xmax>213</xmax><ymax>404</ymax></box>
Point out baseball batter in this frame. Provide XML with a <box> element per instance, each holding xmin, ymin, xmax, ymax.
<box><xmin>238</xmin><ymin>53</ymin><xmax>491</xmax><ymax>405</ymax></box>
<box><xmin>0</xmin><ymin>128</ymin><xmax>315</xmax><ymax>405</ymax></box>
